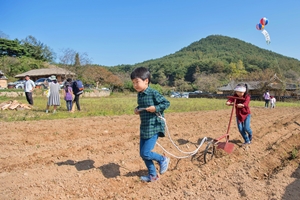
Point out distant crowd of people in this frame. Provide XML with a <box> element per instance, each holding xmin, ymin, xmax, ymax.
<box><xmin>23</xmin><ymin>75</ymin><xmax>82</xmax><ymax>113</ymax></box>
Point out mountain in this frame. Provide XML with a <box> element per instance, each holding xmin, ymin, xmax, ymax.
<box><xmin>111</xmin><ymin>35</ymin><xmax>300</xmax><ymax>86</ymax></box>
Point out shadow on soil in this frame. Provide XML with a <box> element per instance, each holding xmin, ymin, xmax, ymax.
<box><xmin>99</xmin><ymin>163</ymin><xmax>121</xmax><ymax>178</ymax></box>
<box><xmin>56</xmin><ymin>159</ymin><xmax>95</xmax><ymax>171</ymax></box>
<box><xmin>124</xmin><ymin>170</ymin><xmax>149</xmax><ymax>177</ymax></box>
<box><xmin>55</xmin><ymin>159</ymin><xmax>151</xmax><ymax>179</ymax></box>
<box><xmin>282</xmin><ymin>164</ymin><xmax>300</xmax><ymax>200</ymax></box>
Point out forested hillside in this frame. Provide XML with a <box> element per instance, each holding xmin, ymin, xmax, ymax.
<box><xmin>110</xmin><ymin>35</ymin><xmax>300</xmax><ymax>92</ymax></box>
<box><xmin>0</xmin><ymin>36</ymin><xmax>55</xmax><ymax>78</ymax></box>
<box><xmin>1</xmin><ymin>35</ymin><xmax>300</xmax><ymax>92</ymax></box>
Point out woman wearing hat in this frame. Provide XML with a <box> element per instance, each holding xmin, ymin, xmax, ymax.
<box><xmin>226</xmin><ymin>83</ymin><xmax>253</xmax><ymax>145</ymax></box>
<box><xmin>46</xmin><ymin>75</ymin><xmax>61</xmax><ymax>113</ymax></box>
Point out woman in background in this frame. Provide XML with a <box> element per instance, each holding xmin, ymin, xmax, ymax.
<box><xmin>46</xmin><ymin>75</ymin><xmax>61</xmax><ymax>114</ymax></box>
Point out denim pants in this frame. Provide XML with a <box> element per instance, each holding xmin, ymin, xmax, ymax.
<box><xmin>140</xmin><ymin>134</ymin><xmax>164</xmax><ymax>176</ymax></box>
<box><xmin>66</xmin><ymin>100</ymin><xmax>72</xmax><ymax>111</ymax></box>
<box><xmin>236</xmin><ymin>114</ymin><xmax>252</xmax><ymax>143</ymax></box>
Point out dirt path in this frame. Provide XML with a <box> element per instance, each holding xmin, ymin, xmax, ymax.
<box><xmin>1</xmin><ymin>107</ymin><xmax>300</xmax><ymax>199</ymax></box>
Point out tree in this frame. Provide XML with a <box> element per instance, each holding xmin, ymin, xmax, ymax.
<box><xmin>211</xmin><ymin>60</ymin><xmax>225</xmax><ymax>73</ymax></box>
<box><xmin>21</xmin><ymin>35</ymin><xmax>55</xmax><ymax>62</ymax></box>
<box><xmin>284</xmin><ymin>69</ymin><xmax>299</xmax><ymax>82</ymax></box>
<box><xmin>81</xmin><ymin>66</ymin><xmax>123</xmax><ymax>91</ymax></box>
<box><xmin>174</xmin><ymin>78</ymin><xmax>192</xmax><ymax>92</ymax></box>
<box><xmin>0</xmin><ymin>56</ymin><xmax>44</xmax><ymax>78</ymax></box>
<box><xmin>228</xmin><ymin>60</ymin><xmax>247</xmax><ymax>79</ymax></box>
<box><xmin>59</xmin><ymin>48</ymin><xmax>91</xmax><ymax>66</ymax></box>
<box><xmin>247</xmin><ymin>68</ymin><xmax>277</xmax><ymax>81</ymax></box>
<box><xmin>193</xmin><ymin>73</ymin><xmax>221</xmax><ymax>93</ymax></box>
<box><xmin>59</xmin><ymin>48</ymin><xmax>91</xmax><ymax>79</ymax></box>
<box><xmin>74</xmin><ymin>53</ymin><xmax>81</xmax><ymax>66</ymax></box>
<box><xmin>0</xmin><ymin>38</ymin><xmax>27</xmax><ymax>57</ymax></box>
<box><xmin>152</xmin><ymin>68</ymin><xmax>168</xmax><ymax>86</ymax></box>
<box><xmin>150</xmin><ymin>84</ymin><xmax>163</xmax><ymax>94</ymax></box>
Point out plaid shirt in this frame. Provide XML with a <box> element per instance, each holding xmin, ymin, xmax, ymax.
<box><xmin>137</xmin><ymin>87</ymin><xmax>170</xmax><ymax>139</ymax></box>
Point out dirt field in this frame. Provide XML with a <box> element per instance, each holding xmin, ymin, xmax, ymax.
<box><xmin>1</xmin><ymin>107</ymin><xmax>300</xmax><ymax>200</ymax></box>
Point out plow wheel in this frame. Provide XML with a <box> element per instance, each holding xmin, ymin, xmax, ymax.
<box><xmin>204</xmin><ymin>141</ymin><xmax>215</xmax><ymax>163</ymax></box>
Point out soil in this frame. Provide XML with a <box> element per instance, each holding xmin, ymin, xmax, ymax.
<box><xmin>1</xmin><ymin>107</ymin><xmax>300</xmax><ymax>200</ymax></box>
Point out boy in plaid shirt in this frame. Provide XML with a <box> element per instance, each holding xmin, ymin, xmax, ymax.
<box><xmin>131</xmin><ymin>67</ymin><xmax>170</xmax><ymax>182</ymax></box>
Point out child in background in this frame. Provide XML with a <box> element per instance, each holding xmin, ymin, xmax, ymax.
<box><xmin>226</xmin><ymin>83</ymin><xmax>253</xmax><ymax>145</ymax></box>
<box><xmin>64</xmin><ymin>82</ymin><xmax>73</xmax><ymax>112</ymax></box>
<box><xmin>131</xmin><ymin>67</ymin><xmax>170</xmax><ymax>182</ymax></box>
<box><xmin>270</xmin><ymin>96</ymin><xmax>276</xmax><ymax>108</ymax></box>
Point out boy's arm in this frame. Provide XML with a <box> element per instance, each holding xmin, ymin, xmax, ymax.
<box><xmin>153</xmin><ymin>91</ymin><xmax>170</xmax><ymax>113</ymax></box>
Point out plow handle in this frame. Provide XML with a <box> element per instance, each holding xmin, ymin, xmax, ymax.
<box><xmin>225</xmin><ymin>98</ymin><xmax>237</xmax><ymax>142</ymax></box>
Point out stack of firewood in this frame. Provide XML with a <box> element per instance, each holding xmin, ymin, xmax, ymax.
<box><xmin>0</xmin><ymin>100</ymin><xmax>32</xmax><ymax>111</ymax></box>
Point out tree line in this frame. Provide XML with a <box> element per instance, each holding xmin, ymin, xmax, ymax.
<box><xmin>1</xmin><ymin>34</ymin><xmax>300</xmax><ymax>93</ymax></box>
<box><xmin>110</xmin><ymin>35</ymin><xmax>300</xmax><ymax>92</ymax></box>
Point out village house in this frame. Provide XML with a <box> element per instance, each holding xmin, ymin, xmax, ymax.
<box><xmin>14</xmin><ymin>66</ymin><xmax>75</xmax><ymax>83</ymax></box>
<box><xmin>217</xmin><ymin>74</ymin><xmax>300</xmax><ymax>100</ymax></box>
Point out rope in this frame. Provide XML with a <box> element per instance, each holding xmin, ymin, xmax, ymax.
<box><xmin>156</xmin><ymin>113</ymin><xmax>208</xmax><ymax>159</ymax></box>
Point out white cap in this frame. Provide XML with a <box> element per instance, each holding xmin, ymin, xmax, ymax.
<box><xmin>234</xmin><ymin>85</ymin><xmax>246</xmax><ymax>92</ymax></box>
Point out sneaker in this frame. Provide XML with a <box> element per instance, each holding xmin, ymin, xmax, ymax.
<box><xmin>249</xmin><ymin>134</ymin><xmax>252</xmax><ymax>142</ymax></box>
<box><xmin>45</xmin><ymin>110</ymin><xmax>49</xmax><ymax>113</ymax></box>
<box><xmin>140</xmin><ymin>175</ymin><xmax>159</xmax><ymax>182</ymax></box>
<box><xmin>159</xmin><ymin>156</ymin><xmax>170</xmax><ymax>174</ymax></box>
<box><xmin>242</xmin><ymin>141</ymin><xmax>251</xmax><ymax>146</ymax></box>
<box><xmin>53</xmin><ymin>110</ymin><xmax>56</xmax><ymax>114</ymax></box>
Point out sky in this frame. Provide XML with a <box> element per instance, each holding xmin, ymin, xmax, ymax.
<box><xmin>1</xmin><ymin>0</ymin><xmax>300</xmax><ymax>66</ymax></box>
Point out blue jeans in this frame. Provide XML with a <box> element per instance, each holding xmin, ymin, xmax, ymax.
<box><xmin>66</xmin><ymin>100</ymin><xmax>72</xmax><ymax>111</ymax></box>
<box><xmin>140</xmin><ymin>134</ymin><xmax>164</xmax><ymax>176</ymax></box>
<box><xmin>236</xmin><ymin>114</ymin><xmax>252</xmax><ymax>143</ymax></box>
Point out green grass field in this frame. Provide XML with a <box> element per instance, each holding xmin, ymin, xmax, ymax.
<box><xmin>0</xmin><ymin>93</ymin><xmax>299</xmax><ymax>122</ymax></box>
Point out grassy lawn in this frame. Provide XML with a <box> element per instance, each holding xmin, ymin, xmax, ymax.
<box><xmin>0</xmin><ymin>93</ymin><xmax>299</xmax><ymax>122</ymax></box>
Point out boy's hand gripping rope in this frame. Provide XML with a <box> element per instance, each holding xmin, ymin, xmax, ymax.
<box><xmin>156</xmin><ymin>113</ymin><xmax>208</xmax><ymax>159</ymax></box>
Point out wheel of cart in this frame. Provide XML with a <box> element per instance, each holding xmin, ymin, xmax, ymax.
<box><xmin>203</xmin><ymin>140</ymin><xmax>215</xmax><ymax>163</ymax></box>
<box><xmin>204</xmin><ymin>96</ymin><xmax>245</xmax><ymax>163</ymax></box>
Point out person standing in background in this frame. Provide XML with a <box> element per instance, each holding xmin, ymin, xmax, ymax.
<box><xmin>263</xmin><ymin>90</ymin><xmax>270</xmax><ymax>108</ymax></box>
<box><xmin>270</xmin><ymin>96</ymin><xmax>276</xmax><ymax>108</ymax></box>
<box><xmin>46</xmin><ymin>75</ymin><xmax>61</xmax><ymax>113</ymax></box>
<box><xmin>24</xmin><ymin>75</ymin><xmax>35</xmax><ymax>105</ymax></box>
<box><xmin>63</xmin><ymin>81</ymin><xmax>73</xmax><ymax>112</ymax></box>
<box><xmin>71</xmin><ymin>79</ymin><xmax>83</xmax><ymax>112</ymax></box>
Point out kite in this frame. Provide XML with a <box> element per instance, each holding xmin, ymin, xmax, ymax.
<box><xmin>256</xmin><ymin>17</ymin><xmax>271</xmax><ymax>44</ymax></box>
